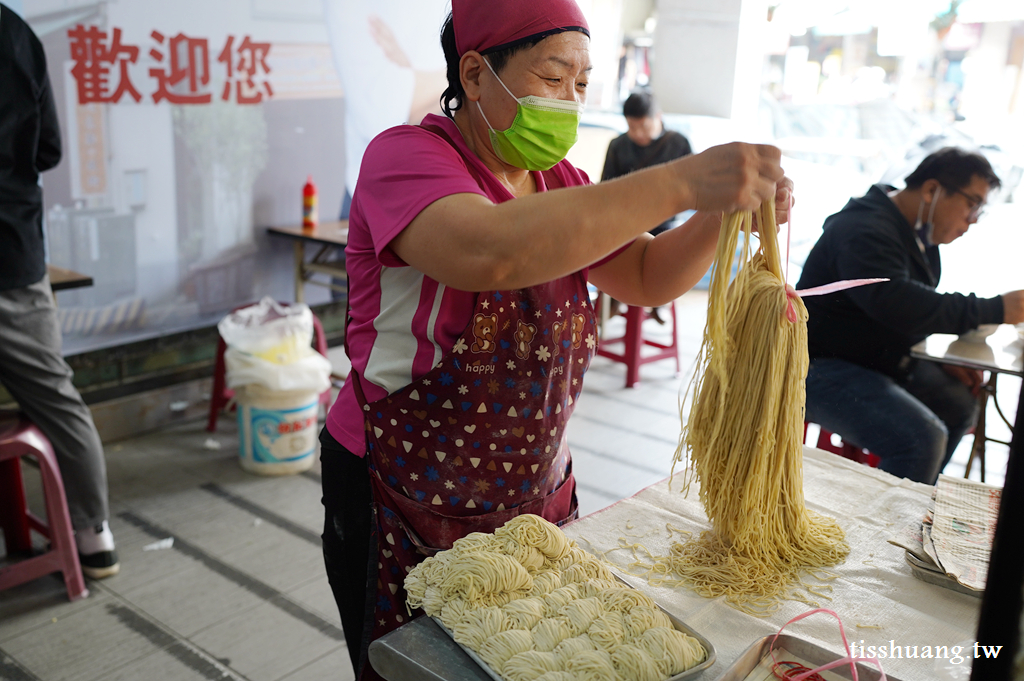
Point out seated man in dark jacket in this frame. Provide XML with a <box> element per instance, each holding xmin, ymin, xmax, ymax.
<box><xmin>798</xmin><ymin>147</ymin><xmax>1024</xmax><ymax>484</ymax></box>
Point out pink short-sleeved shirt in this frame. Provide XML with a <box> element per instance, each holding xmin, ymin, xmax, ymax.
<box><xmin>326</xmin><ymin>114</ymin><xmax>624</xmax><ymax>455</ymax></box>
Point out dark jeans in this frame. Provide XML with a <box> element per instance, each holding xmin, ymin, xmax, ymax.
<box><xmin>805</xmin><ymin>358</ymin><xmax>979</xmax><ymax>484</ymax></box>
<box><xmin>319</xmin><ymin>427</ymin><xmax>376</xmax><ymax>677</ymax></box>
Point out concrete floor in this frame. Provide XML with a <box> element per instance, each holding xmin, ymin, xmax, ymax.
<box><xmin>0</xmin><ymin>290</ymin><xmax>1016</xmax><ymax>681</ymax></box>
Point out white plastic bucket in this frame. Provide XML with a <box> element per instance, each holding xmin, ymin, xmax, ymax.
<box><xmin>235</xmin><ymin>385</ymin><xmax>318</xmax><ymax>475</ymax></box>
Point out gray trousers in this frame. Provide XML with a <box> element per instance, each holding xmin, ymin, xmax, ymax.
<box><xmin>0</xmin><ymin>276</ymin><xmax>109</xmax><ymax>530</ymax></box>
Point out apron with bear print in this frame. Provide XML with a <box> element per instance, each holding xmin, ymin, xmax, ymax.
<box><xmin>350</xmin><ymin>274</ymin><xmax>597</xmax><ymax>668</ymax></box>
<box><xmin>347</xmin><ymin>126</ymin><xmax>601</xmax><ymax>681</ymax></box>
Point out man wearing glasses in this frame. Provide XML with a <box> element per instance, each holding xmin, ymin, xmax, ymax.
<box><xmin>797</xmin><ymin>147</ymin><xmax>1024</xmax><ymax>484</ymax></box>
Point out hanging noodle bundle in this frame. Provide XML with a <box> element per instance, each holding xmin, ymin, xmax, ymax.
<box><xmin>662</xmin><ymin>198</ymin><xmax>849</xmax><ymax>615</ymax></box>
<box><xmin>405</xmin><ymin>514</ymin><xmax>707</xmax><ymax>681</ymax></box>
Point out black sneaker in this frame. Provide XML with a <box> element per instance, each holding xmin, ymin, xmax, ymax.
<box><xmin>79</xmin><ymin>549</ymin><xmax>120</xmax><ymax>579</ymax></box>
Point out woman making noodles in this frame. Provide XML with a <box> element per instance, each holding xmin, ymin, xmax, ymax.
<box><xmin>319</xmin><ymin>0</ymin><xmax>792</xmax><ymax>677</ymax></box>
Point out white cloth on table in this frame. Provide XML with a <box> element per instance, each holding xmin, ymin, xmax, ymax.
<box><xmin>560</xmin><ymin>446</ymin><xmax>981</xmax><ymax>681</ymax></box>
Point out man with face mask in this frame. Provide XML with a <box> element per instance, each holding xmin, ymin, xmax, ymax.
<box><xmin>797</xmin><ymin>147</ymin><xmax>1024</xmax><ymax>485</ymax></box>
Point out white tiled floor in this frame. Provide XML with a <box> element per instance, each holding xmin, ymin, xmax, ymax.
<box><xmin>0</xmin><ymin>290</ymin><xmax>1018</xmax><ymax>681</ymax></box>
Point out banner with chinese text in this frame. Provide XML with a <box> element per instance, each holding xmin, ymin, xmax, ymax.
<box><xmin>23</xmin><ymin>0</ymin><xmax>449</xmax><ymax>354</ymax></box>
<box><xmin>21</xmin><ymin>0</ymin><xmax>620</xmax><ymax>354</ymax></box>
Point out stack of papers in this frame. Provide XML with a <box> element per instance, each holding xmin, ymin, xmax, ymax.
<box><xmin>889</xmin><ymin>474</ymin><xmax>1002</xmax><ymax>592</ymax></box>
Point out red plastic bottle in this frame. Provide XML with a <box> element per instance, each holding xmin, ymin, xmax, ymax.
<box><xmin>302</xmin><ymin>176</ymin><xmax>318</xmax><ymax>230</ymax></box>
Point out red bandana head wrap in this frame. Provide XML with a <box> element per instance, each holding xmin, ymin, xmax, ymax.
<box><xmin>452</xmin><ymin>0</ymin><xmax>590</xmax><ymax>56</ymax></box>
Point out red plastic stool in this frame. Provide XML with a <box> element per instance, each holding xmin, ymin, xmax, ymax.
<box><xmin>804</xmin><ymin>421</ymin><xmax>880</xmax><ymax>468</ymax></box>
<box><xmin>0</xmin><ymin>413</ymin><xmax>89</xmax><ymax>601</ymax></box>
<box><xmin>595</xmin><ymin>293</ymin><xmax>680</xmax><ymax>388</ymax></box>
<box><xmin>207</xmin><ymin>305</ymin><xmax>333</xmax><ymax>432</ymax></box>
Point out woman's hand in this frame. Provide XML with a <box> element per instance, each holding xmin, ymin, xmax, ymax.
<box><xmin>752</xmin><ymin>176</ymin><xmax>795</xmax><ymax>234</ymax></box>
<box><xmin>774</xmin><ymin>177</ymin><xmax>794</xmax><ymax>224</ymax></box>
<box><xmin>673</xmin><ymin>143</ymin><xmax>784</xmax><ymax>214</ymax></box>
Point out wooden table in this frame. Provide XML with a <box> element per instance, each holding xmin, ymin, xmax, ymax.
<box><xmin>47</xmin><ymin>265</ymin><xmax>93</xmax><ymax>292</ymax></box>
<box><xmin>266</xmin><ymin>221</ymin><xmax>349</xmax><ymax>303</ymax></box>
<box><xmin>911</xmin><ymin>325</ymin><xmax>1023</xmax><ymax>481</ymax></box>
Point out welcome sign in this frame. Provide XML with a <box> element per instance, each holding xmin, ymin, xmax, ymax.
<box><xmin>15</xmin><ymin>0</ymin><xmax>448</xmax><ymax>353</ymax></box>
<box><xmin>14</xmin><ymin>0</ymin><xmax>619</xmax><ymax>354</ymax></box>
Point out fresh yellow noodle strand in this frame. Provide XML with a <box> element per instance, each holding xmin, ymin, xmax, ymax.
<box><xmin>478</xmin><ymin>629</ymin><xmax>534</xmax><ymax>671</ymax></box>
<box><xmin>534</xmin><ymin>673</ymin><xmax>575</xmax><ymax>681</ymax></box>
<box><xmin>502</xmin><ymin>651</ymin><xmax>561</xmax><ymax>681</ymax></box>
<box><xmin>453</xmin><ymin>531</ymin><xmax>501</xmax><ymax>554</ymax></box>
<box><xmin>558</xmin><ymin>597</ymin><xmax>604</xmax><ymax>636</ymax></box>
<box><xmin>440</xmin><ymin>598</ymin><xmax>469</xmax><ymax>630</ymax></box>
<box><xmin>554</xmin><ymin>546</ymin><xmax>590</xmax><ymax>571</ymax></box>
<box><xmin>553</xmin><ymin>634</ymin><xmax>598</xmax><ymax>665</ymax></box>
<box><xmin>611</xmin><ymin>643</ymin><xmax>662</xmax><ymax>681</ymax></box>
<box><xmin>587</xmin><ymin>611</ymin><xmax>626</xmax><ymax>652</ymax></box>
<box><xmin>597</xmin><ymin>586</ymin><xmax>656</xmax><ymax>613</ymax></box>
<box><xmin>503</xmin><ymin>597</ymin><xmax>547</xmax><ymax>630</ymax></box>
<box><xmin>577</xmin><ymin>578</ymin><xmax>621</xmax><ymax>599</ymax></box>
<box><xmin>542</xmin><ymin>584</ymin><xmax>581</xmax><ymax>617</ymax></box>
<box><xmin>565</xmin><ymin>649</ymin><xmax>616</xmax><ymax>681</ymax></box>
<box><xmin>453</xmin><ymin>606</ymin><xmax>511</xmax><ymax>649</ymax></box>
<box><xmin>665</xmin><ymin>199</ymin><xmax>850</xmax><ymax>615</ymax></box>
<box><xmin>441</xmin><ymin>552</ymin><xmax>533</xmax><ymax>602</ymax></box>
<box><xmin>495</xmin><ymin>514</ymin><xmax>572</xmax><ymax>561</ymax></box>
<box><xmin>404</xmin><ymin>515</ymin><xmax>709</xmax><ymax>680</ymax></box>
<box><xmin>622</xmin><ymin>605</ymin><xmax>673</xmax><ymax>641</ymax></box>
<box><xmin>501</xmin><ymin>538</ymin><xmax>547</xmax><ymax>573</ymax></box>
<box><xmin>531</xmin><ymin>617</ymin><xmax>572</xmax><ymax>652</ymax></box>
<box><xmin>638</xmin><ymin>627</ymin><xmax>706</xmax><ymax>677</ymax></box>
<box><xmin>528</xmin><ymin>571</ymin><xmax>563</xmax><ymax>597</ymax></box>
<box><xmin>422</xmin><ymin>586</ymin><xmax>444</xmax><ymax>615</ymax></box>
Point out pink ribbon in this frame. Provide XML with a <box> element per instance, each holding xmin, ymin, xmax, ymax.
<box><xmin>784</xmin><ymin>278</ymin><xmax>890</xmax><ymax>323</ymax></box>
<box><xmin>795</xmin><ymin>278</ymin><xmax>890</xmax><ymax>298</ymax></box>
<box><xmin>769</xmin><ymin>608</ymin><xmax>888</xmax><ymax>681</ymax></box>
<box><xmin>779</xmin><ymin>194</ymin><xmax>888</xmax><ymax>322</ymax></box>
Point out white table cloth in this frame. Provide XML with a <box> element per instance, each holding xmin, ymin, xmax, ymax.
<box><xmin>561</xmin><ymin>446</ymin><xmax>983</xmax><ymax>680</ymax></box>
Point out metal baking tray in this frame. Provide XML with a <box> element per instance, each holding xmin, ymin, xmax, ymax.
<box><xmin>904</xmin><ymin>551</ymin><xmax>982</xmax><ymax>598</ymax></box>
<box><xmin>432</xmin><ymin>588</ymin><xmax>716</xmax><ymax>681</ymax></box>
<box><xmin>715</xmin><ymin>633</ymin><xmax>903</xmax><ymax>681</ymax></box>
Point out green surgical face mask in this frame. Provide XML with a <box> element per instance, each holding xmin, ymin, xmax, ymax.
<box><xmin>476</xmin><ymin>57</ymin><xmax>584</xmax><ymax>171</ymax></box>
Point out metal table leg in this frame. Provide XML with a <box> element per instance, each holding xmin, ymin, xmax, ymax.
<box><xmin>294</xmin><ymin>241</ymin><xmax>305</xmax><ymax>303</ymax></box>
<box><xmin>964</xmin><ymin>374</ymin><xmax>993</xmax><ymax>482</ymax></box>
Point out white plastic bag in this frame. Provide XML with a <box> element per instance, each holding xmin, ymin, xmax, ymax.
<box><xmin>224</xmin><ymin>347</ymin><xmax>332</xmax><ymax>392</ymax></box>
<box><xmin>218</xmin><ymin>297</ymin><xmax>332</xmax><ymax>393</ymax></box>
<box><xmin>217</xmin><ymin>297</ymin><xmax>313</xmax><ymax>364</ymax></box>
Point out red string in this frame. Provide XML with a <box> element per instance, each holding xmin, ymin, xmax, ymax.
<box><xmin>773</xmin><ymin>660</ymin><xmax>827</xmax><ymax>681</ymax></box>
